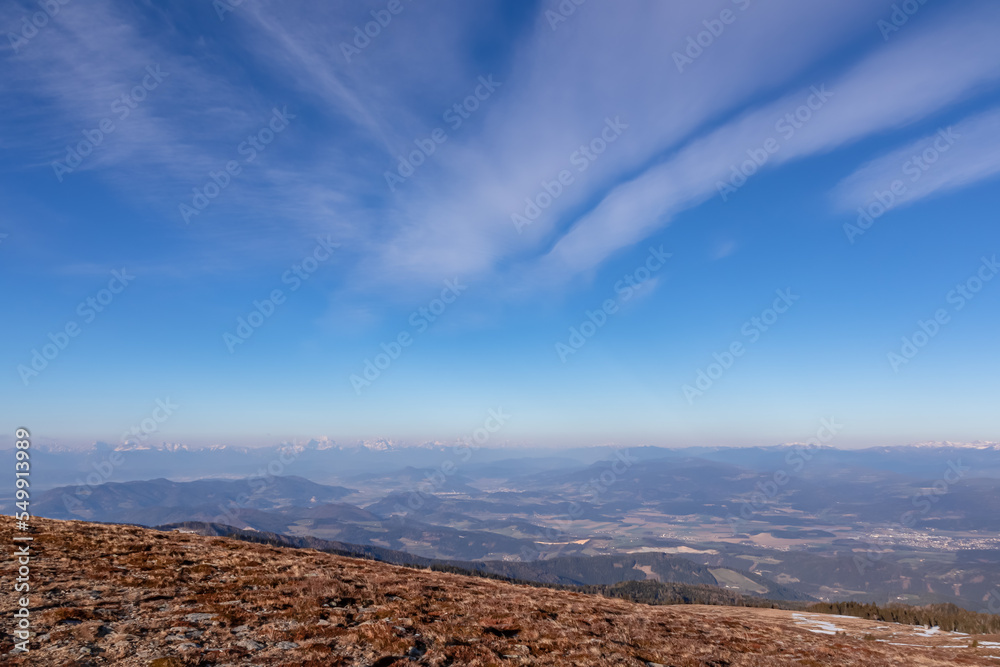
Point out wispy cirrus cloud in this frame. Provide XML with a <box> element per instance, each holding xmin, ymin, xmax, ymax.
<box><xmin>125</xmin><ymin>0</ymin><xmax>894</xmax><ymax>293</ymax></box>
<box><xmin>0</xmin><ymin>0</ymin><xmax>353</xmax><ymax>264</ymax></box>
<box><xmin>5</xmin><ymin>0</ymin><xmax>999</xmax><ymax>301</ymax></box>
<box><xmin>834</xmin><ymin>107</ymin><xmax>1000</xmax><ymax>214</ymax></box>
<box><xmin>0</xmin><ymin>1</ymin><xmax>254</xmax><ymax>178</ymax></box>
<box><xmin>364</xmin><ymin>0</ymin><xmax>900</xmax><ymax>286</ymax></box>
<box><xmin>534</xmin><ymin>2</ymin><xmax>1000</xmax><ymax>280</ymax></box>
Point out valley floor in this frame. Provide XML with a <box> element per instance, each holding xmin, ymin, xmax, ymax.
<box><xmin>2</xmin><ymin>518</ymin><xmax>996</xmax><ymax>666</ymax></box>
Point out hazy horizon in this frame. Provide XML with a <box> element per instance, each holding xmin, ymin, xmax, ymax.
<box><xmin>8</xmin><ymin>434</ymin><xmax>1000</xmax><ymax>452</ymax></box>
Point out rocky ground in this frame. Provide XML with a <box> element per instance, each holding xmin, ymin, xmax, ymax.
<box><xmin>2</xmin><ymin>517</ymin><xmax>998</xmax><ymax>665</ymax></box>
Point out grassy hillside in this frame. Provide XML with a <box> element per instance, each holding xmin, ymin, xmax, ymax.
<box><xmin>4</xmin><ymin>517</ymin><xmax>995</xmax><ymax>665</ymax></box>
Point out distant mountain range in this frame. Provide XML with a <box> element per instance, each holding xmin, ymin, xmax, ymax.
<box><xmin>9</xmin><ymin>442</ymin><xmax>1000</xmax><ymax>493</ymax></box>
<box><xmin>24</xmin><ymin>437</ymin><xmax>449</xmax><ymax>454</ymax></box>
<box><xmin>23</xmin><ymin>440</ymin><xmax>1000</xmax><ymax>454</ymax></box>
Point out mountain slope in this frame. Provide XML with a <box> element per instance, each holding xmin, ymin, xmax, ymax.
<box><xmin>161</xmin><ymin>521</ymin><xmax>807</xmax><ymax>599</ymax></box>
<box><xmin>2</xmin><ymin>517</ymin><xmax>993</xmax><ymax>666</ymax></box>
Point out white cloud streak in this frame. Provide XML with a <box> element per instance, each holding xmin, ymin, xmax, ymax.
<box><xmin>537</xmin><ymin>3</ymin><xmax>1000</xmax><ymax>279</ymax></box>
<box><xmin>835</xmin><ymin>108</ymin><xmax>1000</xmax><ymax>213</ymax></box>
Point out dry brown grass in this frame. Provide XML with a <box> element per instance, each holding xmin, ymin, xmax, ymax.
<box><xmin>0</xmin><ymin>517</ymin><xmax>991</xmax><ymax>666</ymax></box>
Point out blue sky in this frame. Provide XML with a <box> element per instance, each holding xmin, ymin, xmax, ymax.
<box><xmin>2</xmin><ymin>0</ymin><xmax>999</xmax><ymax>449</ymax></box>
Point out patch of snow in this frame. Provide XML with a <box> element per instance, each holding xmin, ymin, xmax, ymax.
<box><xmin>879</xmin><ymin>642</ymin><xmax>930</xmax><ymax>647</ymax></box>
<box><xmin>791</xmin><ymin>613</ymin><xmax>844</xmax><ymax>635</ymax></box>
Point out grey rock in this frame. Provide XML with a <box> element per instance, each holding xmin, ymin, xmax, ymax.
<box><xmin>184</xmin><ymin>613</ymin><xmax>216</xmax><ymax>622</ymax></box>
